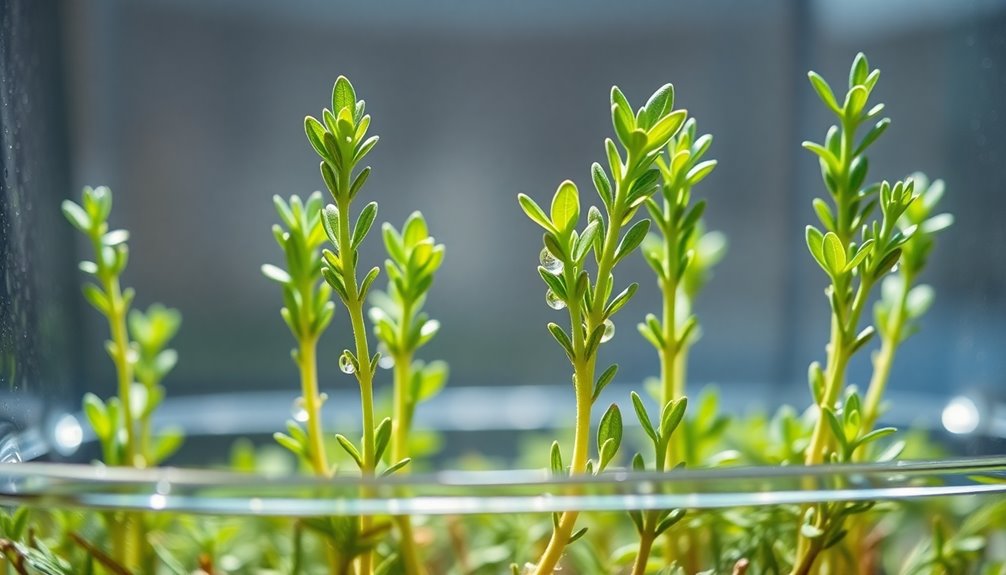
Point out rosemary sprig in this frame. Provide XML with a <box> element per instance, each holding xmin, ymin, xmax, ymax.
<box><xmin>635</xmin><ymin>116</ymin><xmax>725</xmax><ymax>571</ymax></box>
<box><xmin>63</xmin><ymin>186</ymin><xmax>182</xmax><ymax>570</ymax></box>
<box><xmin>369</xmin><ymin>211</ymin><xmax>447</xmax><ymax>574</ymax></box>
<box><xmin>519</xmin><ymin>82</ymin><xmax>688</xmax><ymax>574</ymax></box>
<box><xmin>264</xmin><ymin>192</ymin><xmax>335</xmax><ymax>477</ymax></box>
<box><xmin>861</xmin><ymin>173</ymin><xmax>952</xmax><ymax>434</ymax></box>
<box><xmin>62</xmin><ymin>186</ymin><xmax>138</xmax><ymax>467</ymax></box>
<box><xmin>793</xmin><ymin>53</ymin><xmax>921</xmax><ymax>575</ymax></box>
<box><xmin>305</xmin><ymin>75</ymin><xmax>383</xmax><ymax>575</ymax></box>
<box><xmin>128</xmin><ymin>303</ymin><xmax>182</xmax><ymax>466</ymax></box>
<box><xmin>638</xmin><ymin>116</ymin><xmax>721</xmax><ymax>467</ymax></box>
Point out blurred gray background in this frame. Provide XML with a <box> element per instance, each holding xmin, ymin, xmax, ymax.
<box><xmin>3</xmin><ymin>0</ymin><xmax>1006</xmax><ymax>434</ymax></box>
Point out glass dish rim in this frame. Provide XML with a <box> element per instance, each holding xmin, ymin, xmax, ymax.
<box><xmin>1</xmin><ymin>456</ymin><xmax>1003</xmax><ymax>517</ymax></box>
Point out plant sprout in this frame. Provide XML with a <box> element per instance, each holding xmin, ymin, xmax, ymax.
<box><xmin>30</xmin><ymin>53</ymin><xmax>985</xmax><ymax>575</ymax></box>
<box><xmin>861</xmin><ymin>172</ymin><xmax>952</xmax><ymax>435</ymax></box>
<box><xmin>632</xmin><ymin>115</ymin><xmax>726</xmax><ymax>571</ymax></box>
<box><xmin>62</xmin><ymin>185</ymin><xmax>183</xmax><ymax>571</ymax></box>
<box><xmin>792</xmin><ymin>53</ymin><xmax>927</xmax><ymax>574</ymax></box>
<box><xmin>263</xmin><ymin>191</ymin><xmax>336</xmax><ymax>477</ymax></box>
<box><xmin>369</xmin><ymin>211</ymin><xmax>448</xmax><ymax>574</ymax></box>
<box><xmin>128</xmin><ymin>303</ymin><xmax>183</xmax><ymax>467</ymax></box>
<box><xmin>519</xmin><ymin>81</ymin><xmax>689</xmax><ymax>574</ymax></box>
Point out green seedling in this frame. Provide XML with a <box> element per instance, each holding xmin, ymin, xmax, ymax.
<box><xmin>63</xmin><ymin>186</ymin><xmax>183</xmax><ymax>570</ymax></box>
<box><xmin>792</xmin><ymin>53</ymin><xmax>942</xmax><ymax>575</ymax></box>
<box><xmin>369</xmin><ymin>211</ymin><xmax>447</xmax><ymax>575</ymax></box>
<box><xmin>519</xmin><ymin>81</ymin><xmax>689</xmax><ymax>574</ymax></box>
<box><xmin>31</xmin><ymin>52</ymin><xmax>982</xmax><ymax>575</ymax></box>
<box><xmin>264</xmin><ymin>191</ymin><xmax>336</xmax><ymax>477</ymax></box>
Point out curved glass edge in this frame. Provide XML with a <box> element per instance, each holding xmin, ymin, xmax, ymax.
<box><xmin>0</xmin><ymin>457</ymin><xmax>1003</xmax><ymax>517</ymax></box>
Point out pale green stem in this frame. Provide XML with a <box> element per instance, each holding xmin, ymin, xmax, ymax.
<box><xmin>861</xmin><ymin>272</ymin><xmax>911</xmax><ymax>435</ymax></box>
<box><xmin>533</xmin><ymin>151</ymin><xmax>637</xmax><ymax>575</ymax></box>
<box><xmin>336</xmin><ymin>189</ymin><xmax>376</xmax><ymax>575</ymax></box>
<box><xmin>299</xmin><ymin>337</ymin><xmax>329</xmax><ymax>477</ymax></box>
<box><xmin>391</xmin><ymin>301</ymin><xmax>426</xmax><ymax>575</ymax></box>
<box><xmin>631</xmin><ymin>532</ymin><xmax>656</xmax><ymax>575</ymax></box>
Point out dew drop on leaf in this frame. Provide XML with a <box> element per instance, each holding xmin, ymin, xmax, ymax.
<box><xmin>339</xmin><ymin>354</ymin><xmax>356</xmax><ymax>374</ymax></box>
<box><xmin>600</xmin><ymin>319</ymin><xmax>615</xmax><ymax>343</ymax></box>
<box><xmin>539</xmin><ymin>247</ymin><xmax>564</xmax><ymax>275</ymax></box>
<box><xmin>545</xmin><ymin>289</ymin><xmax>566</xmax><ymax>310</ymax></box>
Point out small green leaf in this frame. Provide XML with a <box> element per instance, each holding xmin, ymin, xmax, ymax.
<box><xmin>261</xmin><ymin>264</ymin><xmax>291</xmax><ymax>285</ymax></box>
<box><xmin>572</xmin><ymin>221</ymin><xmax>600</xmax><ymax>264</ymax></box>
<box><xmin>631</xmin><ymin>391</ymin><xmax>657</xmax><ymax>443</ymax></box>
<box><xmin>592</xmin><ymin>364</ymin><xmax>618</xmax><ymax>402</ymax></box>
<box><xmin>686</xmin><ymin>160</ymin><xmax>717</xmax><ymax>186</ymax></box>
<box><xmin>654</xmin><ymin>509</ymin><xmax>686</xmax><ymax>536</ymax></box>
<box><xmin>647</xmin><ymin>110</ymin><xmax>688</xmax><ymax>150</ymax></box>
<box><xmin>274</xmin><ymin>432</ymin><xmax>304</xmax><ymax>458</ymax></box>
<box><xmin>374</xmin><ymin>417</ymin><xmax>392</xmax><ymax>461</ymax></box>
<box><xmin>821</xmin><ymin>232</ymin><xmax>846</xmax><ymax>276</ymax></box>
<box><xmin>82</xmin><ymin>284</ymin><xmax>110</xmax><ymax>314</ymax></box>
<box><xmin>82</xmin><ymin>393</ymin><xmax>110</xmax><ymax>440</ymax></box>
<box><xmin>812</xmin><ymin>199</ymin><xmax>835</xmax><ymax>231</ymax></box>
<box><xmin>381</xmin><ymin>458</ymin><xmax>411</xmax><ymax>477</ymax></box>
<box><xmin>518</xmin><ymin>193</ymin><xmax>557</xmax><ymax>234</ymax></box>
<box><xmin>803</xmin><ymin>142</ymin><xmax>841</xmax><ymax>175</ymax></box>
<box><xmin>808</xmin><ymin>71</ymin><xmax>841</xmax><ymax>114</ymax></box>
<box><xmin>597</xmin><ymin>403</ymin><xmax>622</xmax><ymax>471</ymax></box>
<box><xmin>332</xmin><ymin>76</ymin><xmax>356</xmax><ymax>113</ymax></box>
<box><xmin>352</xmin><ymin>202</ymin><xmax>378</xmax><ymax>249</ymax></box>
<box><xmin>844</xmin><ymin>239</ymin><xmax>874</xmax><ymax>272</ymax></box>
<box><xmin>550</xmin><ymin>441</ymin><xmax>563</xmax><ymax>476</ymax></box>
<box><xmin>335</xmin><ymin>434</ymin><xmax>363</xmax><ymax>468</ymax></box>
<box><xmin>660</xmin><ymin>397</ymin><xmax>688</xmax><ymax>439</ymax></box>
<box><xmin>62</xmin><ymin>200</ymin><xmax>91</xmax><ymax>231</ymax></box>
<box><xmin>614</xmin><ymin>219</ymin><xmax>650</xmax><ymax>263</ymax></box>
<box><xmin>568</xmin><ymin>527</ymin><xmax>589</xmax><ymax>544</ymax></box>
<box><xmin>350</xmin><ymin>166</ymin><xmax>372</xmax><ymax>200</ymax></box>
<box><xmin>641</xmin><ymin>83</ymin><xmax>674</xmax><ymax>129</ymax></box>
<box><xmin>547</xmin><ymin>323</ymin><xmax>574</xmax><ymax>361</ymax></box>
<box><xmin>591</xmin><ymin>162</ymin><xmax>612</xmax><ymax>209</ymax></box>
<box><xmin>550</xmin><ymin>180</ymin><xmax>580</xmax><ymax>234</ymax></box>
<box><xmin>855</xmin><ymin>118</ymin><xmax>890</xmax><ymax>157</ymax></box>
<box><xmin>603</xmin><ymin>283</ymin><xmax>637</xmax><ymax>319</ymax></box>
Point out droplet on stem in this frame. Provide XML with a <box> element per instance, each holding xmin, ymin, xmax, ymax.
<box><xmin>539</xmin><ymin>247</ymin><xmax>564</xmax><ymax>275</ymax></box>
<box><xmin>545</xmin><ymin>289</ymin><xmax>566</xmax><ymax>310</ymax></box>
<box><xmin>339</xmin><ymin>353</ymin><xmax>356</xmax><ymax>374</ymax></box>
<box><xmin>600</xmin><ymin>319</ymin><xmax>615</xmax><ymax>343</ymax></box>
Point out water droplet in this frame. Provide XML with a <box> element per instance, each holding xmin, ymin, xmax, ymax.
<box><xmin>339</xmin><ymin>353</ymin><xmax>356</xmax><ymax>374</ymax></box>
<box><xmin>890</xmin><ymin>264</ymin><xmax>899</xmax><ymax>273</ymax></box>
<box><xmin>539</xmin><ymin>247</ymin><xmax>564</xmax><ymax>275</ymax></box>
<box><xmin>377</xmin><ymin>344</ymin><xmax>395</xmax><ymax>370</ymax></box>
<box><xmin>291</xmin><ymin>397</ymin><xmax>308</xmax><ymax>422</ymax></box>
<box><xmin>545</xmin><ymin>289</ymin><xmax>566</xmax><ymax>310</ymax></box>
<box><xmin>600</xmin><ymin>319</ymin><xmax>615</xmax><ymax>343</ymax></box>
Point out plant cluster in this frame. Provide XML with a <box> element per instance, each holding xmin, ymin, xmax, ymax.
<box><xmin>2</xmin><ymin>54</ymin><xmax>1000</xmax><ymax>575</ymax></box>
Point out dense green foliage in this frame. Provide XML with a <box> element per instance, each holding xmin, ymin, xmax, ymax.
<box><xmin>2</xmin><ymin>54</ymin><xmax>998</xmax><ymax>575</ymax></box>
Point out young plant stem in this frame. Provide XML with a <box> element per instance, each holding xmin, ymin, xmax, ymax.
<box><xmin>390</xmin><ymin>302</ymin><xmax>426</xmax><ymax>575</ymax></box>
<box><xmin>533</xmin><ymin>147</ymin><xmax>645</xmax><ymax>575</ymax></box>
<box><xmin>631</xmin><ymin>532</ymin><xmax>656</xmax><ymax>575</ymax></box>
<box><xmin>860</xmin><ymin>272</ymin><xmax>910</xmax><ymax>434</ymax></box>
<box><xmin>299</xmin><ymin>336</ymin><xmax>329</xmax><ymax>476</ymax></box>
<box><xmin>336</xmin><ymin>192</ymin><xmax>377</xmax><ymax>575</ymax></box>
<box><xmin>93</xmin><ymin>267</ymin><xmax>136</xmax><ymax>466</ymax></box>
